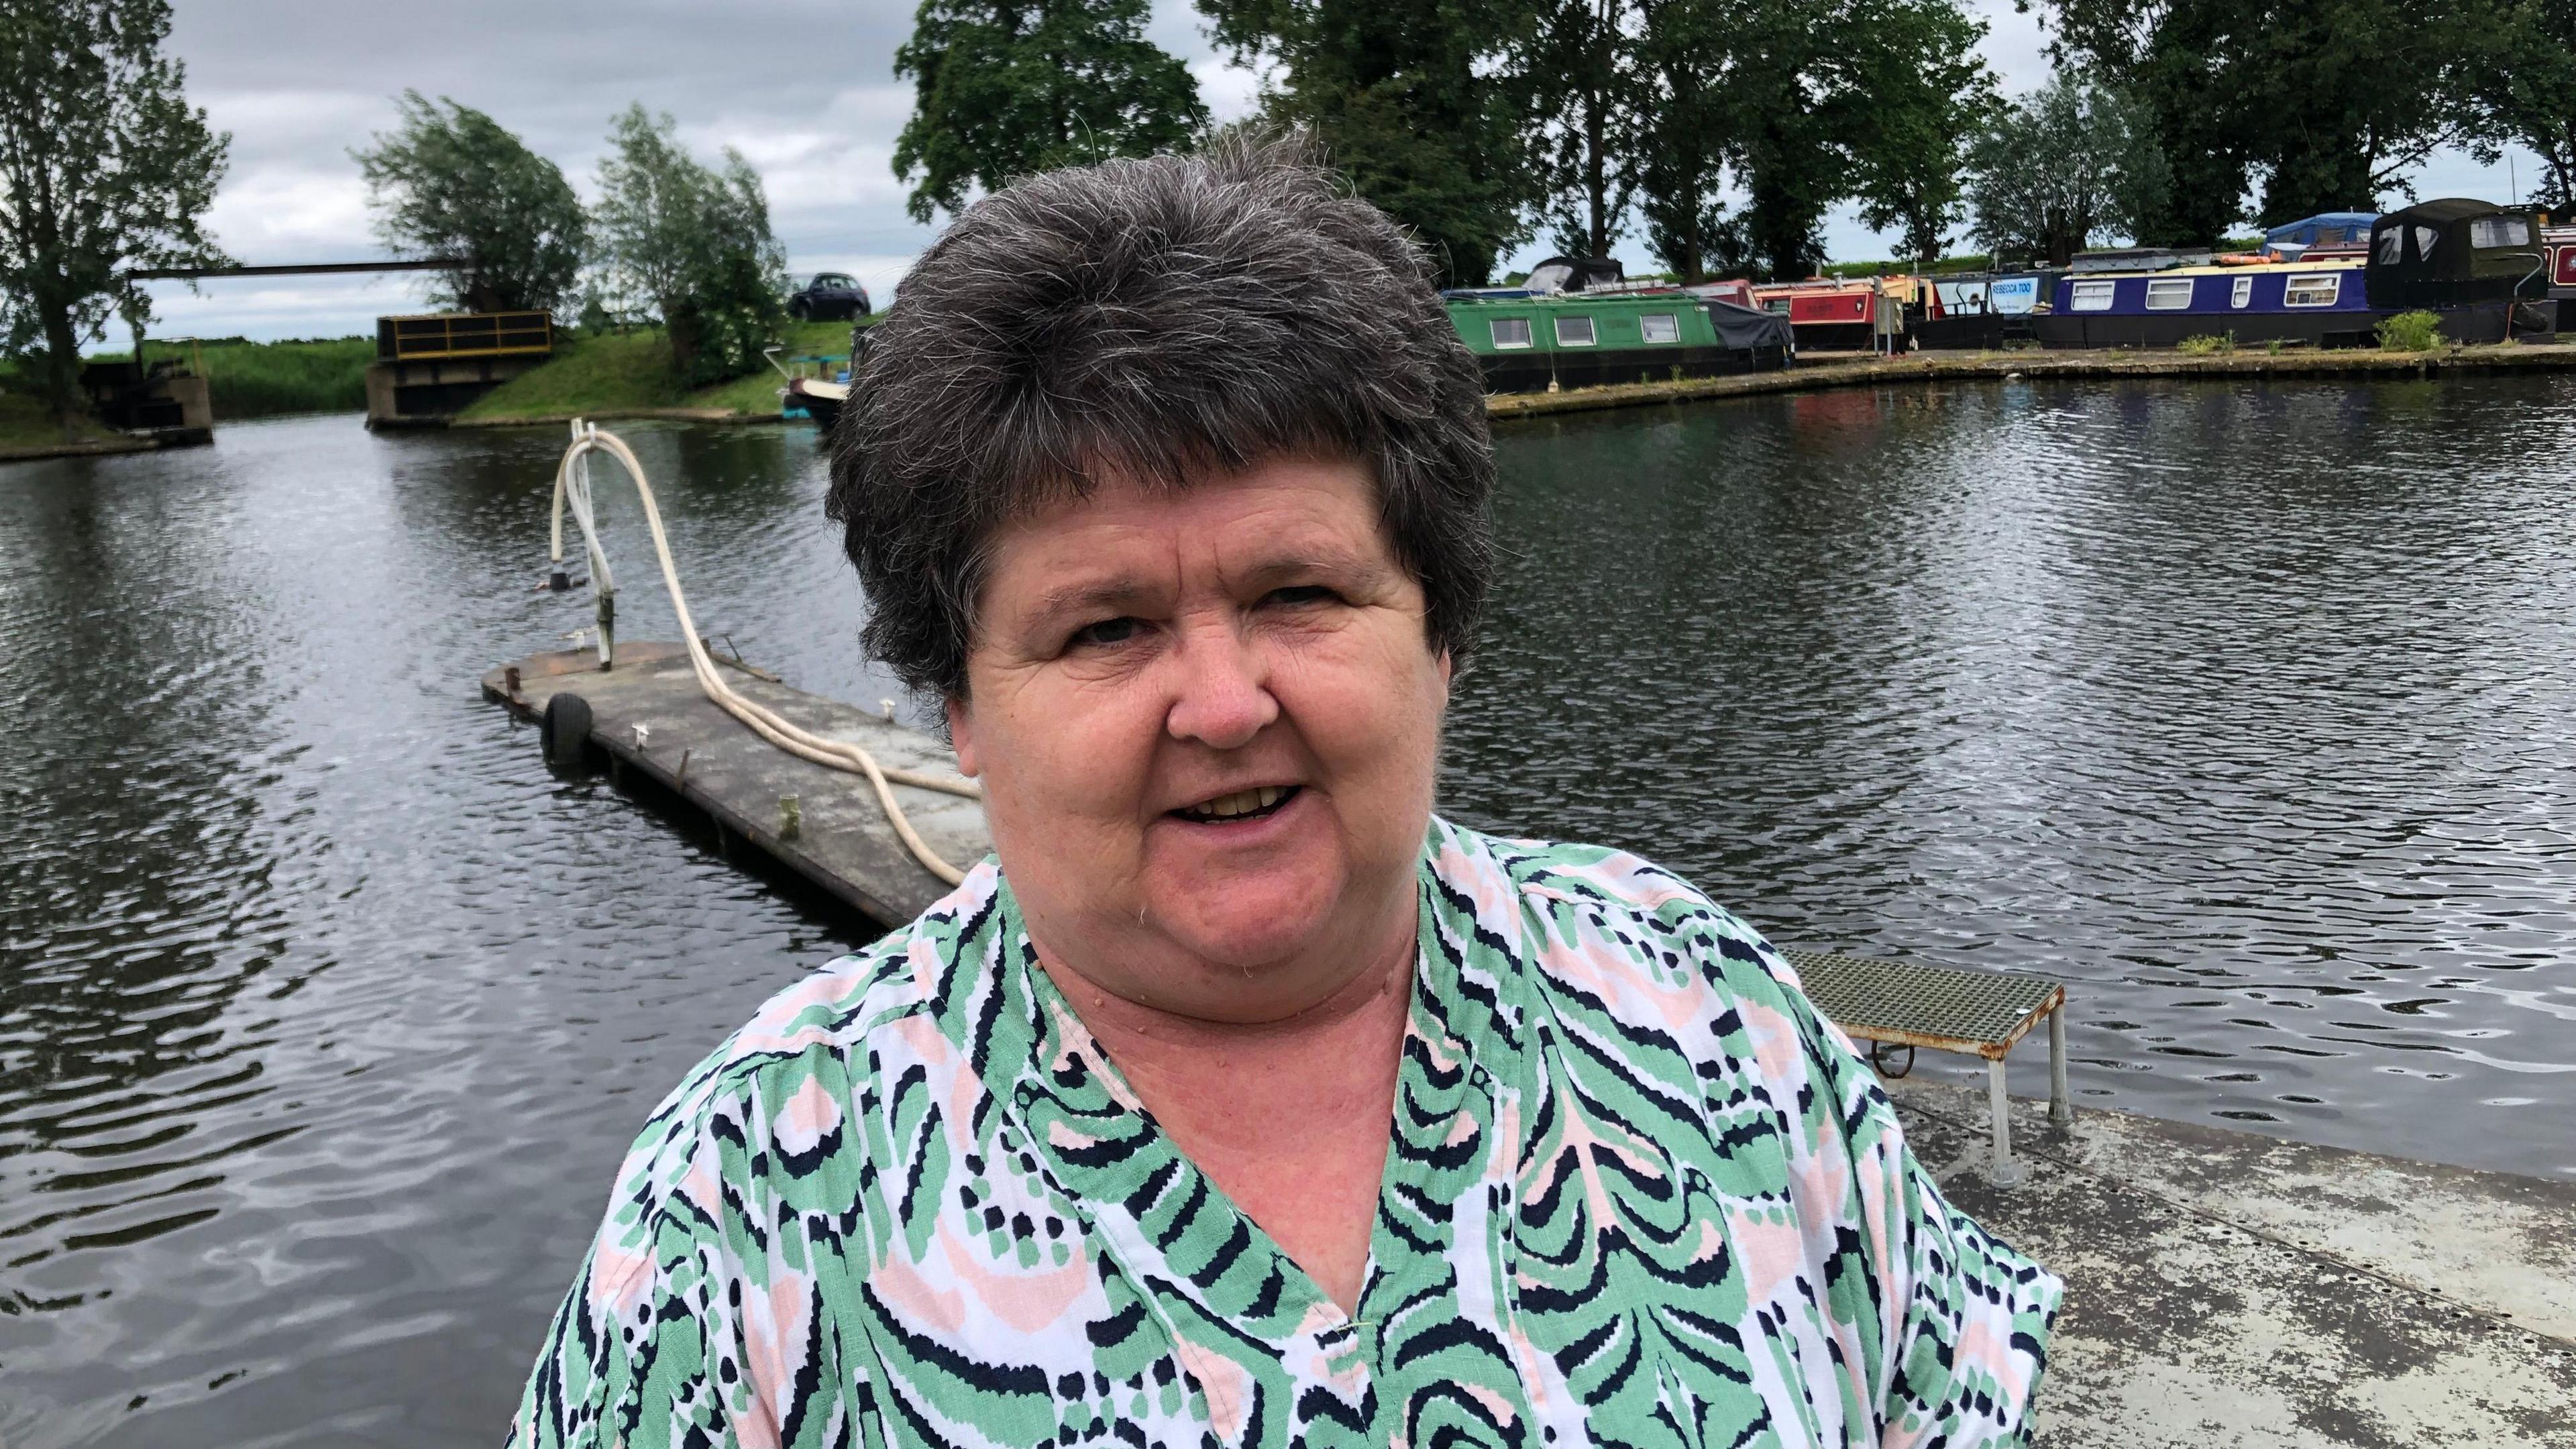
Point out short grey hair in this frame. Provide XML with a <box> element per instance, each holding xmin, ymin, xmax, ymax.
<box><xmin>824</xmin><ymin>138</ymin><xmax>1495</xmax><ymax>702</ymax></box>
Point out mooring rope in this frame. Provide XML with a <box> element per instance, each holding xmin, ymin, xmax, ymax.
<box><xmin>547</xmin><ymin>420</ymin><xmax>982</xmax><ymax>885</ymax></box>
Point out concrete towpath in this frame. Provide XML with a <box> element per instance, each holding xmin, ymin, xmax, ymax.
<box><xmin>1888</xmin><ymin>1079</ymin><xmax>2576</xmax><ymax>1447</ymax></box>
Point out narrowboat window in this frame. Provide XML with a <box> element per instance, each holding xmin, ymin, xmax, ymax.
<box><xmin>1640</xmin><ymin>313</ymin><xmax>1680</xmax><ymax>343</ymax></box>
<box><xmin>2377</xmin><ymin>227</ymin><xmax>2403</xmax><ymax>264</ymax></box>
<box><xmin>1556</xmin><ymin>315</ymin><xmax>1598</xmax><ymax>346</ymax></box>
<box><xmin>2230</xmin><ymin>275</ymin><xmax>2253</xmax><ymax>308</ymax></box>
<box><xmin>1764</xmin><ymin>298</ymin><xmax>1792</xmax><ymax>315</ymax></box>
<box><xmin>2284</xmin><ymin>273</ymin><xmax>2340</xmax><ymax>307</ymax></box>
<box><xmin>2470</xmin><ymin>217</ymin><xmax>2530</xmax><ymax>248</ymax></box>
<box><xmin>2414</xmin><ymin>225</ymin><xmax>2439</xmax><ymax>260</ymax></box>
<box><xmin>2068</xmin><ymin>279</ymin><xmax>2117</xmax><ymax>311</ymax></box>
<box><xmin>1490</xmin><ymin>317</ymin><xmax>1534</xmax><ymax>349</ymax></box>
<box><xmin>2143</xmin><ymin>278</ymin><xmax>2195</xmax><ymax>310</ymax></box>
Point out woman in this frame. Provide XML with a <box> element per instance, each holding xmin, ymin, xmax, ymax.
<box><xmin>512</xmin><ymin>142</ymin><xmax>2058</xmax><ymax>1449</ymax></box>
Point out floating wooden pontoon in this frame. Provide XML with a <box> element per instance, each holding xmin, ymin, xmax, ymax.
<box><xmin>480</xmin><ymin>641</ymin><xmax>988</xmax><ymax>927</ymax></box>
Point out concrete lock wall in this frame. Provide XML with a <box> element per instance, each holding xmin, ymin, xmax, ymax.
<box><xmin>364</xmin><ymin>354</ymin><xmax>545</xmax><ymax>428</ymax></box>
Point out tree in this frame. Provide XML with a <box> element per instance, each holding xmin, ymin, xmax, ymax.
<box><xmin>893</xmin><ymin>0</ymin><xmax>1208</xmax><ymax>224</ymax></box>
<box><xmin>1964</xmin><ymin>72</ymin><xmax>2170</xmax><ymax>265</ymax></box>
<box><xmin>2037</xmin><ymin>0</ymin><xmax>2502</xmax><ymax>236</ymax></box>
<box><xmin>2035</xmin><ymin>0</ymin><xmax>2249</xmax><ymax>243</ymax></box>
<box><xmin>353</xmin><ymin>92</ymin><xmax>588</xmax><ymax>316</ymax></box>
<box><xmin>1515</xmin><ymin>0</ymin><xmax>1644</xmax><ymax>258</ymax></box>
<box><xmin>2234</xmin><ymin>0</ymin><xmax>2499</xmax><ymax>223</ymax></box>
<box><xmin>1200</xmin><ymin>0</ymin><xmax>1533</xmax><ymax>286</ymax></box>
<box><xmin>0</xmin><ymin>0</ymin><xmax>227</xmax><ymax>436</ymax></box>
<box><xmin>590</xmin><ymin>106</ymin><xmax>788</xmax><ymax>385</ymax></box>
<box><xmin>2471</xmin><ymin>0</ymin><xmax>2576</xmax><ymax>207</ymax></box>
<box><xmin>1723</xmin><ymin>0</ymin><xmax>1862</xmax><ymax>280</ymax></box>
<box><xmin>1633</xmin><ymin>0</ymin><xmax>1739</xmax><ymax>280</ymax></box>
<box><xmin>1847</xmin><ymin>0</ymin><xmax>1994</xmax><ymax>264</ymax></box>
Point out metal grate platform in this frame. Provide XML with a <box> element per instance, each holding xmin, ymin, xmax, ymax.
<box><xmin>1782</xmin><ymin>949</ymin><xmax>2063</xmax><ymax>1061</ymax></box>
<box><xmin>1781</xmin><ymin>948</ymin><xmax>2073</xmax><ymax>1187</ymax></box>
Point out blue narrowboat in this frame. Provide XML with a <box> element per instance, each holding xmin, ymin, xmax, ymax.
<box><xmin>2037</xmin><ymin>199</ymin><xmax>2556</xmax><ymax>349</ymax></box>
<box><xmin>2033</xmin><ymin>261</ymin><xmax>2379</xmax><ymax>349</ymax></box>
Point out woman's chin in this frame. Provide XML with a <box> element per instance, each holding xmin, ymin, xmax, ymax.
<box><xmin>1136</xmin><ymin>841</ymin><xmax>1355</xmax><ymax>992</ymax></box>
<box><xmin>1149</xmin><ymin>877</ymin><xmax>1342</xmax><ymax>976</ymax></box>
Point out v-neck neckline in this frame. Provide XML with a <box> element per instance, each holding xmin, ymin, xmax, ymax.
<box><xmin>977</xmin><ymin>858</ymin><xmax>1470</xmax><ymax>1344</ymax></box>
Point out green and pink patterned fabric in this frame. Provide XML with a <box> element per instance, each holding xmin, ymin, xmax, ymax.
<box><xmin>512</xmin><ymin>818</ymin><xmax>2059</xmax><ymax>1448</ymax></box>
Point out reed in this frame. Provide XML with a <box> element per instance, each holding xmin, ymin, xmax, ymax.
<box><xmin>97</xmin><ymin>335</ymin><xmax>376</xmax><ymax>418</ymax></box>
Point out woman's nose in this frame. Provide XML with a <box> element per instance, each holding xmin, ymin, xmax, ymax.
<box><xmin>1164</xmin><ymin>621</ymin><xmax>1279</xmax><ymax>751</ymax></box>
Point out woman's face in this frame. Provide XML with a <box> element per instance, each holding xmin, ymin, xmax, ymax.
<box><xmin>950</xmin><ymin>457</ymin><xmax>1450</xmax><ymax>1024</ymax></box>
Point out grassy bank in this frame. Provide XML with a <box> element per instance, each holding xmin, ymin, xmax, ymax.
<box><xmin>0</xmin><ymin>384</ymin><xmax>131</xmax><ymax>453</ymax></box>
<box><xmin>457</xmin><ymin>319</ymin><xmax>866</xmax><ymax>423</ymax></box>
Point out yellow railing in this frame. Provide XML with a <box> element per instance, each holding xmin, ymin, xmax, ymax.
<box><xmin>376</xmin><ymin>311</ymin><xmax>553</xmax><ymax>362</ymax></box>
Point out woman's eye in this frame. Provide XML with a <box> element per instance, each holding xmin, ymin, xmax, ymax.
<box><xmin>1070</xmin><ymin>616</ymin><xmax>1142</xmax><ymax>649</ymax></box>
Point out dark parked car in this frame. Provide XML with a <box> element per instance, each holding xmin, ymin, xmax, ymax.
<box><xmin>788</xmin><ymin>272</ymin><xmax>871</xmax><ymax>321</ymax></box>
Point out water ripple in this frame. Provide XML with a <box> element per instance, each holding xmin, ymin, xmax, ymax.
<box><xmin>1446</xmin><ymin>374</ymin><xmax>2576</xmax><ymax>1183</ymax></box>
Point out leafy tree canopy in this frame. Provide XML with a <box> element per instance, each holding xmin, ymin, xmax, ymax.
<box><xmin>2469</xmin><ymin>0</ymin><xmax>2576</xmax><ymax>207</ymax></box>
<box><xmin>353</xmin><ymin>92</ymin><xmax>588</xmax><ymax>316</ymax></box>
<box><xmin>1847</xmin><ymin>0</ymin><xmax>1995</xmax><ymax>263</ymax></box>
<box><xmin>591</xmin><ymin>105</ymin><xmax>788</xmax><ymax>386</ymax></box>
<box><xmin>0</xmin><ymin>0</ymin><xmax>228</xmax><ymax>433</ymax></box>
<box><xmin>1201</xmin><ymin>0</ymin><xmax>1532</xmax><ymax>286</ymax></box>
<box><xmin>2035</xmin><ymin>0</ymin><xmax>2504</xmax><ymax>237</ymax></box>
<box><xmin>1965</xmin><ymin>70</ymin><xmax>2170</xmax><ymax>264</ymax></box>
<box><xmin>1513</xmin><ymin>0</ymin><xmax>1646</xmax><ymax>260</ymax></box>
<box><xmin>1633</xmin><ymin>0</ymin><xmax>1740</xmax><ymax>280</ymax></box>
<box><xmin>893</xmin><ymin>0</ymin><xmax>1209</xmax><ymax>225</ymax></box>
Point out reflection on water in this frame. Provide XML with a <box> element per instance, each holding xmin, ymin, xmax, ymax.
<box><xmin>1</xmin><ymin>380</ymin><xmax>2573</xmax><ymax>1444</ymax></box>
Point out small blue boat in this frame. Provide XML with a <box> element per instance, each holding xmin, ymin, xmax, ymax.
<box><xmin>2263</xmin><ymin>213</ymin><xmax>2377</xmax><ymax>259</ymax></box>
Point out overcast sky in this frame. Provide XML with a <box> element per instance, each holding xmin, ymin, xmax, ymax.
<box><xmin>143</xmin><ymin>0</ymin><xmax>2536</xmax><ymax>341</ymax></box>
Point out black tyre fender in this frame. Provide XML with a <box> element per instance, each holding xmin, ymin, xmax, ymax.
<box><xmin>541</xmin><ymin>692</ymin><xmax>594</xmax><ymax>770</ymax></box>
<box><xmin>788</xmin><ymin>299</ymin><xmax>810</xmax><ymax>321</ymax></box>
<box><xmin>857</xmin><ymin>299</ymin><xmax>871</xmax><ymax>318</ymax></box>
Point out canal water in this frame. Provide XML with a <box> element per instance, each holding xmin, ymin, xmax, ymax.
<box><xmin>3</xmin><ymin>378</ymin><xmax>2572</xmax><ymax>1445</ymax></box>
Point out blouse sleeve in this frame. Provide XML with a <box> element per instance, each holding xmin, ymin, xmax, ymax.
<box><xmin>1761</xmin><ymin>943</ymin><xmax>2062</xmax><ymax>1448</ymax></box>
<box><xmin>507</xmin><ymin>1057</ymin><xmax>818</xmax><ymax>1449</ymax></box>
<box><xmin>1874</xmin><ymin>1145</ymin><xmax>2061</xmax><ymax>1448</ymax></box>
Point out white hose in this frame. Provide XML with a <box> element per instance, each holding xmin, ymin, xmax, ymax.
<box><xmin>547</xmin><ymin>421</ymin><xmax>983</xmax><ymax>885</ymax></box>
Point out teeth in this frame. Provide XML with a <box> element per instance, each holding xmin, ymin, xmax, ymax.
<box><xmin>1189</xmin><ymin>786</ymin><xmax>1288</xmax><ymax>820</ymax></box>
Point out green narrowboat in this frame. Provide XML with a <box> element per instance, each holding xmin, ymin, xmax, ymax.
<box><xmin>1444</xmin><ymin>292</ymin><xmax>1794</xmax><ymax>393</ymax></box>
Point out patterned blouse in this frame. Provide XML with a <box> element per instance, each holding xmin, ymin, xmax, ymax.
<box><xmin>512</xmin><ymin>820</ymin><xmax>2059</xmax><ymax>1448</ymax></box>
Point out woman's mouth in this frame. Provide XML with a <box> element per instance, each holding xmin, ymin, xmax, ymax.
<box><xmin>1171</xmin><ymin>784</ymin><xmax>1300</xmax><ymax>824</ymax></box>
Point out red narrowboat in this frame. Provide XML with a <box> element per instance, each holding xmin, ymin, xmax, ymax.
<box><xmin>1748</xmin><ymin>279</ymin><xmax>1887</xmax><ymax>352</ymax></box>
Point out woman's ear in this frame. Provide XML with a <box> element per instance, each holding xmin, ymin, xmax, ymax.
<box><xmin>946</xmin><ymin>695</ymin><xmax>982</xmax><ymax>778</ymax></box>
<box><xmin>1434</xmin><ymin>647</ymin><xmax>1454</xmax><ymax>700</ymax></box>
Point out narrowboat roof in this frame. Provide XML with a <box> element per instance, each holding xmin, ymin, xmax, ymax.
<box><xmin>2070</xmin><ymin>248</ymin><xmax>2216</xmax><ymax>273</ymax></box>
<box><xmin>2062</xmin><ymin>257</ymin><xmax>2364</xmax><ymax>282</ymax></box>
<box><xmin>1443</xmin><ymin>290</ymin><xmax>1706</xmax><ymax>309</ymax></box>
<box><xmin>2379</xmin><ymin>197</ymin><xmax>2519</xmax><ymax>226</ymax></box>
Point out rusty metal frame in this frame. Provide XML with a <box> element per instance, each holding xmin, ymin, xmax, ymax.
<box><xmin>1784</xmin><ymin>948</ymin><xmax>2074</xmax><ymax>1187</ymax></box>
